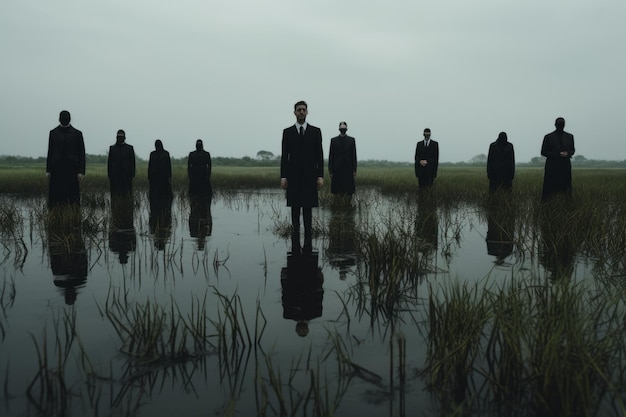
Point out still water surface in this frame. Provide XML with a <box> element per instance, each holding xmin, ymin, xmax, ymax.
<box><xmin>0</xmin><ymin>189</ymin><xmax>596</xmax><ymax>416</ymax></box>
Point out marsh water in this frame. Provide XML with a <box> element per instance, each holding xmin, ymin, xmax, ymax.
<box><xmin>0</xmin><ymin>188</ymin><xmax>619</xmax><ymax>416</ymax></box>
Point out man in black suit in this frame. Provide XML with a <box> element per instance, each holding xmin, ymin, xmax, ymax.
<box><xmin>328</xmin><ymin>121</ymin><xmax>357</xmax><ymax>198</ymax></box>
<box><xmin>46</xmin><ymin>110</ymin><xmax>86</xmax><ymax>207</ymax></box>
<box><xmin>414</xmin><ymin>128</ymin><xmax>439</xmax><ymax>188</ymax></box>
<box><xmin>280</xmin><ymin>100</ymin><xmax>324</xmax><ymax>254</ymax></box>
<box><xmin>107</xmin><ymin>129</ymin><xmax>136</xmax><ymax>198</ymax></box>
<box><xmin>541</xmin><ymin>117</ymin><xmax>575</xmax><ymax>200</ymax></box>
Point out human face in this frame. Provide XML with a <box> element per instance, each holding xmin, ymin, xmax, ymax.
<box><xmin>423</xmin><ymin>130</ymin><xmax>431</xmax><ymax>139</ymax></box>
<box><xmin>294</xmin><ymin>105</ymin><xmax>308</xmax><ymax>124</ymax></box>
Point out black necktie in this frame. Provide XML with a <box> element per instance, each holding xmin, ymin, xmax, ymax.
<box><xmin>299</xmin><ymin>126</ymin><xmax>304</xmax><ymax>136</ymax></box>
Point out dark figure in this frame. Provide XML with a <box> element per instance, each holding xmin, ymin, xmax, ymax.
<box><xmin>541</xmin><ymin>117</ymin><xmax>575</xmax><ymax>200</ymax></box>
<box><xmin>148</xmin><ymin>139</ymin><xmax>172</xmax><ymax>201</ymax></box>
<box><xmin>487</xmin><ymin>132</ymin><xmax>515</xmax><ymax>192</ymax></box>
<box><xmin>149</xmin><ymin>191</ymin><xmax>173</xmax><ymax>251</ymax></box>
<box><xmin>46</xmin><ymin>110</ymin><xmax>86</xmax><ymax>207</ymax></box>
<box><xmin>281</xmin><ymin>251</ymin><xmax>324</xmax><ymax>337</ymax></box>
<box><xmin>328</xmin><ymin>121</ymin><xmax>357</xmax><ymax>197</ymax></box>
<box><xmin>109</xmin><ymin>196</ymin><xmax>136</xmax><ymax>264</ymax></box>
<box><xmin>326</xmin><ymin>205</ymin><xmax>357</xmax><ymax>280</ymax></box>
<box><xmin>486</xmin><ymin>210</ymin><xmax>515</xmax><ymax>264</ymax></box>
<box><xmin>415</xmin><ymin>192</ymin><xmax>439</xmax><ymax>258</ymax></box>
<box><xmin>280</xmin><ymin>100</ymin><xmax>324</xmax><ymax>255</ymax></box>
<box><xmin>189</xmin><ymin>197</ymin><xmax>213</xmax><ymax>251</ymax></box>
<box><xmin>539</xmin><ymin>208</ymin><xmax>577</xmax><ymax>282</ymax></box>
<box><xmin>108</xmin><ymin>129</ymin><xmax>136</xmax><ymax>198</ymax></box>
<box><xmin>47</xmin><ymin>210</ymin><xmax>87</xmax><ymax>305</ymax></box>
<box><xmin>414</xmin><ymin>128</ymin><xmax>439</xmax><ymax>188</ymax></box>
<box><xmin>188</xmin><ymin>139</ymin><xmax>212</xmax><ymax>199</ymax></box>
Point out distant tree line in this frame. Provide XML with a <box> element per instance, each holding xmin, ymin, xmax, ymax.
<box><xmin>1</xmin><ymin>153</ymin><xmax>625</xmax><ymax>168</ymax></box>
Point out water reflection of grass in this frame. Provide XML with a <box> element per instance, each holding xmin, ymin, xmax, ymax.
<box><xmin>423</xmin><ymin>275</ymin><xmax>626</xmax><ymax>416</ymax></box>
<box><xmin>2</xmin><ymin>167</ymin><xmax>626</xmax><ymax>416</ymax></box>
<box><xmin>19</xmin><ymin>285</ymin><xmax>364</xmax><ymax>417</ymax></box>
<box><xmin>321</xmin><ymin>182</ymin><xmax>626</xmax><ymax>415</ymax></box>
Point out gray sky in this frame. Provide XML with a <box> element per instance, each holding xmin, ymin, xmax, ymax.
<box><xmin>1</xmin><ymin>0</ymin><xmax>625</xmax><ymax>163</ymax></box>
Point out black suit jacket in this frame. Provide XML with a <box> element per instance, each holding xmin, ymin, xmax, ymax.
<box><xmin>281</xmin><ymin>124</ymin><xmax>324</xmax><ymax>180</ymax></box>
<box><xmin>280</xmin><ymin>124</ymin><xmax>323</xmax><ymax>207</ymax></box>
<box><xmin>414</xmin><ymin>140</ymin><xmax>439</xmax><ymax>178</ymax></box>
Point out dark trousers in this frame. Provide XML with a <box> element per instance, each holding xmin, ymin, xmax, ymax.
<box><xmin>291</xmin><ymin>207</ymin><xmax>312</xmax><ymax>238</ymax></box>
<box><xmin>291</xmin><ymin>207</ymin><xmax>313</xmax><ymax>253</ymax></box>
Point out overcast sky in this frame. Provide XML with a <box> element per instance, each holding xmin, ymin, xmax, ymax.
<box><xmin>1</xmin><ymin>0</ymin><xmax>625</xmax><ymax>163</ymax></box>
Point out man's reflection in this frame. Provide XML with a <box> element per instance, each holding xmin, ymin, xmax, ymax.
<box><xmin>47</xmin><ymin>211</ymin><xmax>87</xmax><ymax>305</ymax></box>
<box><xmin>281</xmin><ymin>252</ymin><xmax>324</xmax><ymax>337</ymax></box>
<box><xmin>109</xmin><ymin>196</ymin><xmax>137</xmax><ymax>264</ymax></box>
<box><xmin>415</xmin><ymin>193</ymin><xmax>438</xmax><ymax>257</ymax></box>
<box><xmin>485</xmin><ymin>210</ymin><xmax>515</xmax><ymax>264</ymax></box>
<box><xmin>149</xmin><ymin>192</ymin><xmax>173</xmax><ymax>250</ymax></box>
<box><xmin>539</xmin><ymin>208</ymin><xmax>576</xmax><ymax>281</ymax></box>
<box><xmin>189</xmin><ymin>197</ymin><xmax>213</xmax><ymax>250</ymax></box>
<box><xmin>326</xmin><ymin>204</ymin><xmax>357</xmax><ymax>280</ymax></box>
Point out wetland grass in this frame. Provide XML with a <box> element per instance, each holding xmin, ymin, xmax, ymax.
<box><xmin>25</xmin><ymin>308</ymin><xmax>93</xmax><ymax>417</ymax></box>
<box><xmin>2</xmin><ymin>165</ymin><xmax>626</xmax><ymax>416</ymax></box>
<box><xmin>0</xmin><ymin>198</ymin><xmax>28</xmax><ymax>269</ymax></box>
<box><xmin>421</xmin><ymin>275</ymin><xmax>626</xmax><ymax>417</ymax></box>
<box><xmin>102</xmin><ymin>288</ymin><xmax>213</xmax><ymax>364</ymax></box>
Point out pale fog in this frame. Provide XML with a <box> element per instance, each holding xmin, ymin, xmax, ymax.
<box><xmin>1</xmin><ymin>0</ymin><xmax>625</xmax><ymax>163</ymax></box>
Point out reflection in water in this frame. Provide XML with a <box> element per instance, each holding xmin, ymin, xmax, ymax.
<box><xmin>539</xmin><ymin>206</ymin><xmax>577</xmax><ymax>281</ymax></box>
<box><xmin>414</xmin><ymin>193</ymin><xmax>438</xmax><ymax>271</ymax></box>
<box><xmin>6</xmin><ymin>188</ymin><xmax>626</xmax><ymax>416</ymax></box>
<box><xmin>485</xmin><ymin>210</ymin><xmax>515</xmax><ymax>264</ymax></box>
<box><xmin>189</xmin><ymin>197</ymin><xmax>213</xmax><ymax>250</ymax></box>
<box><xmin>149</xmin><ymin>193</ymin><xmax>173</xmax><ymax>250</ymax></box>
<box><xmin>47</xmin><ymin>214</ymin><xmax>87</xmax><ymax>305</ymax></box>
<box><xmin>281</xmin><ymin>251</ymin><xmax>324</xmax><ymax>337</ymax></box>
<box><xmin>326</xmin><ymin>204</ymin><xmax>357</xmax><ymax>280</ymax></box>
<box><xmin>109</xmin><ymin>196</ymin><xmax>137</xmax><ymax>264</ymax></box>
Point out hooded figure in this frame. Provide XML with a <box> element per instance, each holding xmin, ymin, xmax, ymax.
<box><xmin>487</xmin><ymin>132</ymin><xmax>515</xmax><ymax>192</ymax></box>
<box><xmin>46</xmin><ymin>110</ymin><xmax>86</xmax><ymax>207</ymax></box>
<box><xmin>148</xmin><ymin>139</ymin><xmax>172</xmax><ymax>200</ymax></box>
<box><xmin>187</xmin><ymin>139</ymin><xmax>212</xmax><ymax>199</ymax></box>
<box><xmin>107</xmin><ymin>129</ymin><xmax>136</xmax><ymax>197</ymax></box>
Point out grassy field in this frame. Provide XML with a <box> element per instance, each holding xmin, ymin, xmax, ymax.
<box><xmin>1</xmin><ymin>163</ymin><xmax>624</xmax><ymax>201</ymax></box>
